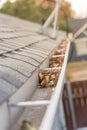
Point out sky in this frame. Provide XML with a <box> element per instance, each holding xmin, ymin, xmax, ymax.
<box><xmin>0</xmin><ymin>0</ymin><xmax>87</xmax><ymax>18</ymax></box>
<box><xmin>66</xmin><ymin>0</ymin><xmax>87</xmax><ymax>18</ymax></box>
<box><xmin>0</xmin><ymin>0</ymin><xmax>6</xmax><ymax>7</ymax></box>
<box><xmin>0</xmin><ymin>0</ymin><xmax>15</xmax><ymax>7</ymax></box>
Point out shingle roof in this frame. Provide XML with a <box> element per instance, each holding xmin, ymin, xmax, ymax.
<box><xmin>0</xmin><ymin>13</ymin><xmax>66</xmax><ymax>104</ymax></box>
<box><xmin>69</xmin><ymin>18</ymin><xmax>87</xmax><ymax>33</ymax></box>
<box><xmin>76</xmin><ymin>32</ymin><xmax>86</xmax><ymax>39</ymax></box>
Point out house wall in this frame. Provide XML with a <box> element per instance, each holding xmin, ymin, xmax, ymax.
<box><xmin>69</xmin><ymin>38</ymin><xmax>87</xmax><ymax>62</ymax></box>
<box><xmin>75</xmin><ymin>38</ymin><xmax>87</xmax><ymax>56</ymax></box>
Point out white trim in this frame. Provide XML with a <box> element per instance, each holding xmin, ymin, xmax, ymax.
<box><xmin>74</xmin><ymin>23</ymin><xmax>87</xmax><ymax>39</ymax></box>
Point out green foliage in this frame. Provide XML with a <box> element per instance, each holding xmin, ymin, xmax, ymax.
<box><xmin>0</xmin><ymin>0</ymin><xmax>73</xmax><ymax>32</ymax></box>
<box><xmin>58</xmin><ymin>20</ymin><xmax>73</xmax><ymax>32</ymax></box>
<box><xmin>0</xmin><ymin>0</ymin><xmax>52</xmax><ymax>24</ymax></box>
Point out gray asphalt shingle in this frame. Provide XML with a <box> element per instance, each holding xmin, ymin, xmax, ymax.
<box><xmin>0</xmin><ymin>13</ymin><xmax>66</xmax><ymax>104</ymax></box>
<box><xmin>69</xmin><ymin>18</ymin><xmax>87</xmax><ymax>34</ymax></box>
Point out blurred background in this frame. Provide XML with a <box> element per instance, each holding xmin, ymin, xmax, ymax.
<box><xmin>0</xmin><ymin>0</ymin><xmax>87</xmax><ymax>129</ymax></box>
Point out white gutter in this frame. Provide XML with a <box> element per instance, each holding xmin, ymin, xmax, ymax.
<box><xmin>39</xmin><ymin>40</ymin><xmax>71</xmax><ymax>130</ymax></box>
